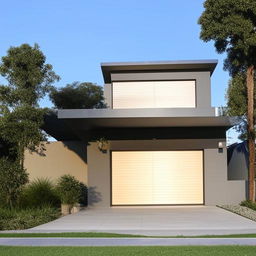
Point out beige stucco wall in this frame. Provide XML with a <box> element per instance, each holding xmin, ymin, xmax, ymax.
<box><xmin>87</xmin><ymin>139</ymin><xmax>246</xmax><ymax>207</ymax></box>
<box><xmin>24</xmin><ymin>141</ymin><xmax>87</xmax><ymax>184</ymax></box>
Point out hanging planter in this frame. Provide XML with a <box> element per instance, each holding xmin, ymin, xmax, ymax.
<box><xmin>97</xmin><ymin>138</ymin><xmax>109</xmax><ymax>153</ymax></box>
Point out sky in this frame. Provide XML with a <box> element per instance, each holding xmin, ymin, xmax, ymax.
<box><xmin>0</xmin><ymin>0</ymin><xmax>239</xmax><ymax>143</ymax></box>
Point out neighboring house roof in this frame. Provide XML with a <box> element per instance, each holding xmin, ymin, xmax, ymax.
<box><xmin>101</xmin><ymin>59</ymin><xmax>218</xmax><ymax>83</ymax></box>
<box><xmin>227</xmin><ymin>141</ymin><xmax>249</xmax><ymax>180</ymax></box>
<box><xmin>227</xmin><ymin>141</ymin><xmax>248</xmax><ymax>165</ymax></box>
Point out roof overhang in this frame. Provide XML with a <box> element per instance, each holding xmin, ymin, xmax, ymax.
<box><xmin>58</xmin><ymin>108</ymin><xmax>237</xmax><ymax>131</ymax></box>
<box><xmin>43</xmin><ymin>109</ymin><xmax>238</xmax><ymax>141</ymax></box>
<box><xmin>101</xmin><ymin>60</ymin><xmax>218</xmax><ymax>83</ymax></box>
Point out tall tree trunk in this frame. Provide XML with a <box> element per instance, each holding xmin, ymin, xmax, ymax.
<box><xmin>247</xmin><ymin>65</ymin><xmax>255</xmax><ymax>201</ymax></box>
<box><xmin>18</xmin><ymin>141</ymin><xmax>25</xmax><ymax>169</ymax></box>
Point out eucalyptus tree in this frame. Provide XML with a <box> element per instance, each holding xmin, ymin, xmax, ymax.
<box><xmin>226</xmin><ymin>73</ymin><xmax>256</xmax><ymax>140</ymax></box>
<box><xmin>0</xmin><ymin>43</ymin><xmax>60</xmax><ymax>167</ymax></box>
<box><xmin>199</xmin><ymin>0</ymin><xmax>256</xmax><ymax>201</ymax></box>
<box><xmin>49</xmin><ymin>82</ymin><xmax>106</xmax><ymax>109</ymax></box>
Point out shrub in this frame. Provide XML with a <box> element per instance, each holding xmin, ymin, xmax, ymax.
<box><xmin>0</xmin><ymin>158</ymin><xmax>29</xmax><ymax>208</ymax></box>
<box><xmin>240</xmin><ymin>200</ymin><xmax>256</xmax><ymax>211</ymax></box>
<box><xmin>0</xmin><ymin>206</ymin><xmax>60</xmax><ymax>230</ymax></box>
<box><xmin>79</xmin><ymin>182</ymin><xmax>88</xmax><ymax>206</ymax></box>
<box><xmin>56</xmin><ymin>175</ymin><xmax>81</xmax><ymax>205</ymax></box>
<box><xmin>19</xmin><ymin>178</ymin><xmax>60</xmax><ymax>208</ymax></box>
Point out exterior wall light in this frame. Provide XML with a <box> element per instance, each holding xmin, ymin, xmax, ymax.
<box><xmin>97</xmin><ymin>138</ymin><xmax>109</xmax><ymax>153</ymax></box>
<box><xmin>218</xmin><ymin>142</ymin><xmax>225</xmax><ymax>153</ymax></box>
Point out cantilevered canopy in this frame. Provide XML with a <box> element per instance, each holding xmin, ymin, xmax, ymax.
<box><xmin>43</xmin><ymin>109</ymin><xmax>237</xmax><ymax>141</ymax></box>
<box><xmin>58</xmin><ymin>108</ymin><xmax>236</xmax><ymax>130</ymax></box>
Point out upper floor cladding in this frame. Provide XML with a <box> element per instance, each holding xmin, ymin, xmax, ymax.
<box><xmin>101</xmin><ymin>60</ymin><xmax>217</xmax><ymax>116</ymax></box>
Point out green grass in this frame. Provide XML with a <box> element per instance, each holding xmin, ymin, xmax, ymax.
<box><xmin>1</xmin><ymin>246</ymin><xmax>256</xmax><ymax>256</ymax></box>
<box><xmin>0</xmin><ymin>232</ymin><xmax>143</xmax><ymax>238</ymax></box>
<box><xmin>240</xmin><ymin>200</ymin><xmax>256</xmax><ymax>211</ymax></box>
<box><xmin>0</xmin><ymin>232</ymin><xmax>256</xmax><ymax>238</ymax></box>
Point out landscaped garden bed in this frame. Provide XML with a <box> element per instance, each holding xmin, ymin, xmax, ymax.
<box><xmin>0</xmin><ymin>207</ymin><xmax>60</xmax><ymax>230</ymax></box>
<box><xmin>219</xmin><ymin>202</ymin><xmax>256</xmax><ymax>222</ymax></box>
<box><xmin>0</xmin><ymin>173</ymin><xmax>87</xmax><ymax>231</ymax></box>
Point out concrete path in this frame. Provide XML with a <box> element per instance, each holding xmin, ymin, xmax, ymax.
<box><xmin>1</xmin><ymin>237</ymin><xmax>256</xmax><ymax>246</ymax></box>
<box><xmin>27</xmin><ymin>206</ymin><xmax>256</xmax><ymax>236</ymax></box>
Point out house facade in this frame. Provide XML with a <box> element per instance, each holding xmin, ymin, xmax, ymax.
<box><xmin>24</xmin><ymin>60</ymin><xmax>246</xmax><ymax>207</ymax></box>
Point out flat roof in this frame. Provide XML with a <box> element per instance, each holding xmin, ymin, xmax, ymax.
<box><xmin>101</xmin><ymin>60</ymin><xmax>218</xmax><ymax>83</ymax></box>
<box><xmin>58</xmin><ymin>108</ymin><xmax>236</xmax><ymax>130</ymax></box>
<box><xmin>43</xmin><ymin>109</ymin><xmax>236</xmax><ymax>141</ymax></box>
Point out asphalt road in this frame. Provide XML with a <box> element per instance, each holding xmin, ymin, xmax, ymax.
<box><xmin>0</xmin><ymin>238</ymin><xmax>256</xmax><ymax>246</ymax></box>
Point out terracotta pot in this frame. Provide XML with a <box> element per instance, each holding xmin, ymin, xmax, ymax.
<box><xmin>61</xmin><ymin>204</ymin><xmax>71</xmax><ymax>216</ymax></box>
<box><xmin>71</xmin><ymin>204</ymin><xmax>84</xmax><ymax>214</ymax></box>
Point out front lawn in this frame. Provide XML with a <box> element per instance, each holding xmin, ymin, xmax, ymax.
<box><xmin>1</xmin><ymin>246</ymin><xmax>256</xmax><ymax>256</ymax></box>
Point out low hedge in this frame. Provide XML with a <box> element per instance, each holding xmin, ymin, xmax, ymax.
<box><xmin>0</xmin><ymin>206</ymin><xmax>60</xmax><ymax>230</ymax></box>
<box><xmin>19</xmin><ymin>178</ymin><xmax>60</xmax><ymax>208</ymax></box>
<box><xmin>240</xmin><ymin>200</ymin><xmax>256</xmax><ymax>211</ymax></box>
<box><xmin>56</xmin><ymin>175</ymin><xmax>81</xmax><ymax>205</ymax></box>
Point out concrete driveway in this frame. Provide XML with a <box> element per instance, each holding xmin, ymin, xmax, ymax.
<box><xmin>29</xmin><ymin>206</ymin><xmax>256</xmax><ymax>236</ymax></box>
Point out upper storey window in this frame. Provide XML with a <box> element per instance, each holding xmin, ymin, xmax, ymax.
<box><xmin>112</xmin><ymin>81</ymin><xmax>196</xmax><ymax>109</ymax></box>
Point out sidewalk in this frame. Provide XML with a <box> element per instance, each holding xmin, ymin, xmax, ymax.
<box><xmin>0</xmin><ymin>237</ymin><xmax>256</xmax><ymax>246</ymax></box>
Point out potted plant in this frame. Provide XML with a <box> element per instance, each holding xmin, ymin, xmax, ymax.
<box><xmin>56</xmin><ymin>175</ymin><xmax>81</xmax><ymax>215</ymax></box>
<box><xmin>96</xmin><ymin>137</ymin><xmax>109</xmax><ymax>153</ymax></box>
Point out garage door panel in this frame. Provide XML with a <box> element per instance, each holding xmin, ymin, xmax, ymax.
<box><xmin>112</xmin><ymin>151</ymin><xmax>203</xmax><ymax>205</ymax></box>
<box><xmin>151</xmin><ymin>151</ymin><xmax>203</xmax><ymax>204</ymax></box>
<box><xmin>112</xmin><ymin>152</ymin><xmax>153</xmax><ymax>205</ymax></box>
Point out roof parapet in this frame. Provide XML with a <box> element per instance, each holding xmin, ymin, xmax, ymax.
<box><xmin>101</xmin><ymin>59</ymin><xmax>218</xmax><ymax>83</ymax></box>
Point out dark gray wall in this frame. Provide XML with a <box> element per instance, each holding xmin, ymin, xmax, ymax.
<box><xmin>87</xmin><ymin>139</ymin><xmax>246</xmax><ymax>207</ymax></box>
<box><xmin>103</xmin><ymin>83</ymin><xmax>111</xmax><ymax>108</ymax></box>
<box><xmin>88</xmin><ymin>127</ymin><xmax>227</xmax><ymax>141</ymax></box>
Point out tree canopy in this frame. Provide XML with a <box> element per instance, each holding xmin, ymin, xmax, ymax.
<box><xmin>226</xmin><ymin>72</ymin><xmax>256</xmax><ymax>139</ymax></box>
<box><xmin>0</xmin><ymin>43</ymin><xmax>60</xmax><ymax>165</ymax></box>
<box><xmin>199</xmin><ymin>0</ymin><xmax>256</xmax><ymax>76</ymax></box>
<box><xmin>226</xmin><ymin>73</ymin><xmax>248</xmax><ymax>117</ymax></box>
<box><xmin>199</xmin><ymin>0</ymin><xmax>256</xmax><ymax>201</ymax></box>
<box><xmin>0</xmin><ymin>43</ymin><xmax>60</xmax><ymax>107</ymax></box>
<box><xmin>49</xmin><ymin>82</ymin><xmax>106</xmax><ymax>109</ymax></box>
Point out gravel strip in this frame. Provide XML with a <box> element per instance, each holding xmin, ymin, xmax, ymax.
<box><xmin>219</xmin><ymin>205</ymin><xmax>256</xmax><ymax>222</ymax></box>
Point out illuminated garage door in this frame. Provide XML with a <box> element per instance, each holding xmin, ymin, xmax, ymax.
<box><xmin>111</xmin><ymin>151</ymin><xmax>204</xmax><ymax>205</ymax></box>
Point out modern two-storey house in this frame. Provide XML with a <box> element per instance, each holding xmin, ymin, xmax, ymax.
<box><xmin>24</xmin><ymin>60</ymin><xmax>246</xmax><ymax>207</ymax></box>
